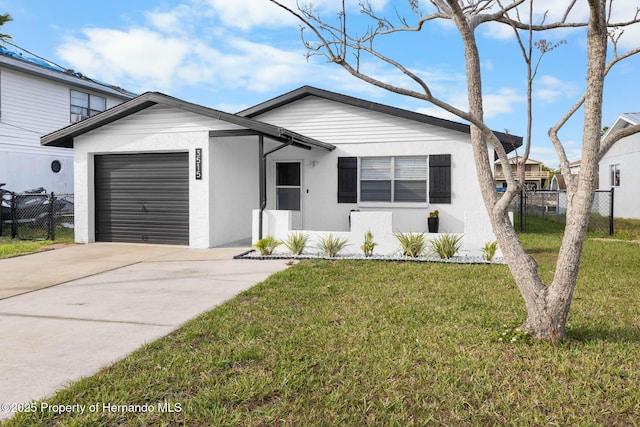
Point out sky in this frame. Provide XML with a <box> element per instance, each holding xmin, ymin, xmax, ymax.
<box><xmin>1</xmin><ymin>0</ymin><xmax>639</xmax><ymax>169</ymax></box>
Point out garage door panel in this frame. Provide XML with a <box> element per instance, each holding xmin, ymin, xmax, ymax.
<box><xmin>95</xmin><ymin>153</ymin><xmax>189</xmax><ymax>245</ymax></box>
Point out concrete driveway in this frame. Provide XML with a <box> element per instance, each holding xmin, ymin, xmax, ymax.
<box><xmin>0</xmin><ymin>243</ymin><xmax>289</xmax><ymax>420</ymax></box>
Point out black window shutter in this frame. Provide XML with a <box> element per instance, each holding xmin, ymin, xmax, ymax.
<box><xmin>429</xmin><ymin>154</ymin><xmax>451</xmax><ymax>203</ymax></box>
<box><xmin>338</xmin><ymin>157</ymin><xmax>357</xmax><ymax>203</ymax></box>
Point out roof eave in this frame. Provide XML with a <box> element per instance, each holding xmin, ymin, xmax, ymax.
<box><xmin>41</xmin><ymin>92</ymin><xmax>335</xmax><ymax>151</ymax></box>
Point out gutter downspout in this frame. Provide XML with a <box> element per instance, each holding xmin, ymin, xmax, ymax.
<box><xmin>258</xmin><ymin>134</ymin><xmax>294</xmax><ymax>240</ymax></box>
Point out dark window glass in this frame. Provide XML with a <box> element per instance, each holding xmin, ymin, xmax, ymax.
<box><xmin>276</xmin><ymin>162</ymin><xmax>300</xmax><ymax>186</ymax></box>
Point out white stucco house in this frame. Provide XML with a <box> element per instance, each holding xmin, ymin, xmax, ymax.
<box><xmin>0</xmin><ymin>44</ymin><xmax>135</xmax><ymax>194</ymax></box>
<box><xmin>41</xmin><ymin>86</ymin><xmax>522</xmax><ymax>256</ymax></box>
<box><xmin>599</xmin><ymin>113</ymin><xmax>640</xmax><ymax>219</ymax></box>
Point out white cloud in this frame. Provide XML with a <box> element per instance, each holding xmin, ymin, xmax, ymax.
<box><xmin>56</xmin><ymin>23</ymin><xmax>336</xmax><ymax>95</ymax></box>
<box><xmin>202</xmin><ymin>0</ymin><xmax>390</xmax><ymax>30</ymax></box>
<box><xmin>413</xmin><ymin>86</ymin><xmax>524</xmax><ymax>122</ymax></box>
<box><xmin>58</xmin><ymin>28</ymin><xmax>190</xmax><ymax>90</ymax></box>
<box><xmin>484</xmin><ymin>87</ymin><xmax>526</xmax><ymax>118</ymax></box>
<box><xmin>145</xmin><ymin>5</ymin><xmax>195</xmax><ymax>35</ymax></box>
<box><xmin>534</xmin><ymin>74</ymin><xmax>580</xmax><ymax>104</ymax></box>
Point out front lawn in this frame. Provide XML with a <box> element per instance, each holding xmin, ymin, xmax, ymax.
<box><xmin>4</xmin><ymin>220</ymin><xmax>640</xmax><ymax>425</ymax></box>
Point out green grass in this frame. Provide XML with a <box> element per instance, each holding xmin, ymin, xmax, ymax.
<box><xmin>4</xmin><ymin>219</ymin><xmax>640</xmax><ymax>425</ymax></box>
<box><xmin>0</xmin><ymin>237</ymin><xmax>73</xmax><ymax>259</ymax></box>
<box><xmin>0</xmin><ymin>226</ymin><xmax>74</xmax><ymax>259</ymax></box>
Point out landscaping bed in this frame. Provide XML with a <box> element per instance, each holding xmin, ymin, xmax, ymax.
<box><xmin>236</xmin><ymin>248</ymin><xmax>506</xmax><ymax>264</ymax></box>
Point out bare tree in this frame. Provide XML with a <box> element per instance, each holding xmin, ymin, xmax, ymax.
<box><xmin>270</xmin><ymin>0</ymin><xmax>640</xmax><ymax>341</ymax></box>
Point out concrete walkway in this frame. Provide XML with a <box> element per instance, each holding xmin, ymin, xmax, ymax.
<box><xmin>0</xmin><ymin>243</ymin><xmax>288</xmax><ymax>420</ymax></box>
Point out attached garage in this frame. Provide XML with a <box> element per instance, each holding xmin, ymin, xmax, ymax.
<box><xmin>40</xmin><ymin>91</ymin><xmax>334</xmax><ymax>248</ymax></box>
<box><xmin>94</xmin><ymin>152</ymin><xmax>189</xmax><ymax>245</ymax></box>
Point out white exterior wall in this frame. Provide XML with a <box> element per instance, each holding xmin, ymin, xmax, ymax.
<box><xmin>253</xmin><ymin>209</ymin><xmax>504</xmax><ymax>258</ymax></box>
<box><xmin>599</xmin><ymin>132</ymin><xmax>640</xmax><ymax>219</ymax></box>
<box><xmin>254</xmin><ymin>96</ymin><xmax>486</xmax><ymax>234</ymax></box>
<box><xmin>209</xmin><ymin>136</ymin><xmax>260</xmax><ymax>246</ymax></box>
<box><xmin>0</xmin><ymin>68</ymin><xmax>127</xmax><ymax>193</ymax></box>
<box><xmin>74</xmin><ymin>105</ymin><xmax>243</xmax><ymax>248</ymax></box>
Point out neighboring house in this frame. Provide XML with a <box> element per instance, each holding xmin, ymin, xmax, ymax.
<box><xmin>569</xmin><ymin>159</ymin><xmax>581</xmax><ymax>175</ymax></box>
<box><xmin>599</xmin><ymin>113</ymin><xmax>640</xmax><ymax>219</ymax></box>
<box><xmin>549</xmin><ymin>174</ymin><xmax>566</xmax><ymax>191</ymax></box>
<box><xmin>0</xmin><ymin>44</ymin><xmax>135</xmax><ymax>193</ymax></box>
<box><xmin>41</xmin><ymin>87</ymin><xmax>522</xmax><ymax>254</ymax></box>
<box><xmin>549</xmin><ymin>160</ymin><xmax>581</xmax><ymax>191</ymax></box>
<box><xmin>494</xmin><ymin>156</ymin><xmax>549</xmax><ymax>190</ymax></box>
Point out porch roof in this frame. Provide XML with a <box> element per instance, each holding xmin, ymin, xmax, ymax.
<box><xmin>41</xmin><ymin>91</ymin><xmax>336</xmax><ymax>151</ymax></box>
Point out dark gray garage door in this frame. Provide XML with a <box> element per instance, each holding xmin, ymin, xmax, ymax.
<box><xmin>95</xmin><ymin>152</ymin><xmax>189</xmax><ymax>245</ymax></box>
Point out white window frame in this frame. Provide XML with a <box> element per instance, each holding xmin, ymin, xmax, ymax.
<box><xmin>358</xmin><ymin>156</ymin><xmax>428</xmax><ymax>206</ymax></box>
<box><xmin>610</xmin><ymin>163</ymin><xmax>620</xmax><ymax>187</ymax></box>
<box><xmin>70</xmin><ymin>89</ymin><xmax>106</xmax><ymax>122</ymax></box>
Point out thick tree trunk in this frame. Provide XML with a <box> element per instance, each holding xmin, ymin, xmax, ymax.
<box><xmin>521</xmin><ymin>0</ymin><xmax>608</xmax><ymax>341</ymax></box>
<box><xmin>456</xmin><ymin>0</ymin><xmax>608</xmax><ymax>342</ymax></box>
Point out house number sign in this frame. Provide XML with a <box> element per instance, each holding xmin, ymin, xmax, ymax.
<box><xmin>195</xmin><ymin>148</ymin><xmax>202</xmax><ymax>180</ymax></box>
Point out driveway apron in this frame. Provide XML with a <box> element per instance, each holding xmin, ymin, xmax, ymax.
<box><xmin>0</xmin><ymin>243</ymin><xmax>288</xmax><ymax>420</ymax></box>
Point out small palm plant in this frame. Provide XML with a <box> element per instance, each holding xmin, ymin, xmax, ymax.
<box><xmin>283</xmin><ymin>232</ymin><xmax>310</xmax><ymax>255</ymax></box>
<box><xmin>394</xmin><ymin>230</ymin><xmax>427</xmax><ymax>257</ymax></box>
<box><xmin>360</xmin><ymin>230</ymin><xmax>377</xmax><ymax>257</ymax></box>
<box><xmin>254</xmin><ymin>236</ymin><xmax>281</xmax><ymax>256</ymax></box>
<box><xmin>317</xmin><ymin>233</ymin><xmax>350</xmax><ymax>257</ymax></box>
<box><xmin>482</xmin><ymin>240</ymin><xmax>498</xmax><ymax>261</ymax></box>
<box><xmin>429</xmin><ymin>233</ymin><xmax>463</xmax><ymax>259</ymax></box>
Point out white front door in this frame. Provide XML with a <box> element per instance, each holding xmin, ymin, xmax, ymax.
<box><xmin>275</xmin><ymin>161</ymin><xmax>302</xmax><ymax>229</ymax></box>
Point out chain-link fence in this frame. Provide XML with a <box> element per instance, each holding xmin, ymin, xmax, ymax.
<box><xmin>509</xmin><ymin>189</ymin><xmax>614</xmax><ymax>235</ymax></box>
<box><xmin>0</xmin><ymin>190</ymin><xmax>74</xmax><ymax>240</ymax></box>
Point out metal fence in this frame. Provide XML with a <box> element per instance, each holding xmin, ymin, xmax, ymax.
<box><xmin>0</xmin><ymin>191</ymin><xmax>74</xmax><ymax>240</ymax></box>
<box><xmin>510</xmin><ymin>189</ymin><xmax>614</xmax><ymax>235</ymax></box>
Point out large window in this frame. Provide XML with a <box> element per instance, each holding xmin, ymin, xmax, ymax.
<box><xmin>610</xmin><ymin>163</ymin><xmax>621</xmax><ymax>187</ymax></box>
<box><xmin>70</xmin><ymin>90</ymin><xmax>106</xmax><ymax>122</ymax></box>
<box><xmin>360</xmin><ymin>156</ymin><xmax>427</xmax><ymax>203</ymax></box>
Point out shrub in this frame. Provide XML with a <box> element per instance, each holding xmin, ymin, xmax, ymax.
<box><xmin>429</xmin><ymin>233</ymin><xmax>463</xmax><ymax>259</ymax></box>
<box><xmin>254</xmin><ymin>236</ymin><xmax>281</xmax><ymax>256</ymax></box>
<box><xmin>394</xmin><ymin>230</ymin><xmax>427</xmax><ymax>257</ymax></box>
<box><xmin>317</xmin><ymin>234</ymin><xmax>350</xmax><ymax>257</ymax></box>
<box><xmin>360</xmin><ymin>230</ymin><xmax>377</xmax><ymax>257</ymax></box>
<box><xmin>283</xmin><ymin>232</ymin><xmax>309</xmax><ymax>255</ymax></box>
<box><xmin>482</xmin><ymin>240</ymin><xmax>498</xmax><ymax>261</ymax></box>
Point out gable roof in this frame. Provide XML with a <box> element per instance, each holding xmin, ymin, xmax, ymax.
<box><xmin>603</xmin><ymin>112</ymin><xmax>640</xmax><ymax>139</ymax></box>
<box><xmin>238</xmin><ymin>85</ymin><xmax>523</xmax><ymax>153</ymax></box>
<box><xmin>41</xmin><ymin>92</ymin><xmax>336</xmax><ymax>151</ymax></box>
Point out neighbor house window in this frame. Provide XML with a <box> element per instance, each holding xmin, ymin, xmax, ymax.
<box><xmin>70</xmin><ymin>90</ymin><xmax>106</xmax><ymax>122</ymax></box>
<box><xmin>360</xmin><ymin>156</ymin><xmax>427</xmax><ymax>203</ymax></box>
<box><xmin>609</xmin><ymin>163</ymin><xmax>620</xmax><ymax>187</ymax></box>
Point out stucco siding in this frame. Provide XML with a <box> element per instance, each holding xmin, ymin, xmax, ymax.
<box><xmin>73</xmin><ymin>106</ymin><xmax>239</xmax><ymax>248</ymax></box>
<box><xmin>209</xmin><ymin>136</ymin><xmax>260</xmax><ymax>246</ymax></box>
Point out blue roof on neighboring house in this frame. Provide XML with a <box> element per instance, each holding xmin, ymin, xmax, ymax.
<box><xmin>0</xmin><ymin>43</ymin><xmax>136</xmax><ymax>99</ymax></box>
<box><xmin>0</xmin><ymin>45</ymin><xmax>56</xmax><ymax>69</ymax></box>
